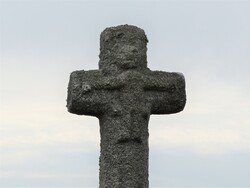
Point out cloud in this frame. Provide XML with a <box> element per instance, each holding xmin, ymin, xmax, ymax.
<box><xmin>150</xmin><ymin>126</ymin><xmax>250</xmax><ymax>155</ymax></box>
<box><xmin>0</xmin><ymin>101</ymin><xmax>99</xmax><ymax>186</ymax></box>
<box><xmin>0</xmin><ymin>98</ymin><xmax>100</xmax><ymax>167</ymax></box>
<box><xmin>149</xmin><ymin>81</ymin><xmax>250</xmax><ymax>155</ymax></box>
<box><xmin>149</xmin><ymin>147</ymin><xmax>250</xmax><ymax>186</ymax></box>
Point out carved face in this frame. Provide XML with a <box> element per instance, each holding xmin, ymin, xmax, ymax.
<box><xmin>112</xmin><ymin>42</ymin><xmax>146</xmax><ymax>70</ymax></box>
<box><xmin>99</xmin><ymin>25</ymin><xmax>148</xmax><ymax>72</ymax></box>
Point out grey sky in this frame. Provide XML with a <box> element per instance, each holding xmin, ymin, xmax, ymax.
<box><xmin>1</xmin><ymin>0</ymin><xmax>250</xmax><ymax>187</ymax></box>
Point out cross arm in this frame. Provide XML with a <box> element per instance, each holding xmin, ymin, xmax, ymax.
<box><xmin>67</xmin><ymin>70</ymin><xmax>124</xmax><ymax>117</ymax></box>
<box><xmin>144</xmin><ymin>71</ymin><xmax>186</xmax><ymax>115</ymax></box>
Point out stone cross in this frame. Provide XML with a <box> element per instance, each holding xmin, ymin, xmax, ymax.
<box><xmin>67</xmin><ymin>25</ymin><xmax>186</xmax><ymax>188</ymax></box>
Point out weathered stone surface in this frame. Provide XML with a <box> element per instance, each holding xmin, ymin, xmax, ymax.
<box><xmin>67</xmin><ymin>25</ymin><xmax>186</xmax><ymax>188</ymax></box>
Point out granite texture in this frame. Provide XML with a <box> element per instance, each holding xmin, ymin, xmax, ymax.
<box><xmin>67</xmin><ymin>25</ymin><xmax>186</xmax><ymax>188</ymax></box>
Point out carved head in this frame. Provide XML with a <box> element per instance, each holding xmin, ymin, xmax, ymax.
<box><xmin>99</xmin><ymin>25</ymin><xmax>148</xmax><ymax>73</ymax></box>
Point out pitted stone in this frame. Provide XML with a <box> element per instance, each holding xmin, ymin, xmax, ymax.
<box><xmin>67</xmin><ymin>24</ymin><xmax>186</xmax><ymax>188</ymax></box>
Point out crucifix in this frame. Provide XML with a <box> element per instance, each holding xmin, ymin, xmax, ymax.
<box><xmin>67</xmin><ymin>25</ymin><xmax>186</xmax><ymax>188</ymax></box>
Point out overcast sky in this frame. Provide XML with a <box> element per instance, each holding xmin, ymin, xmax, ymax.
<box><xmin>1</xmin><ymin>0</ymin><xmax>250</xmax><ymax>187</ymax></box>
